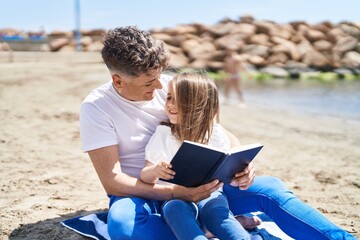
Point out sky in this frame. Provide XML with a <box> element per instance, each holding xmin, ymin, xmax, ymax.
<box><xmin>0</xmin><ymin>0</ymin><xmax>359</xmax><ymax>33</ymax></box>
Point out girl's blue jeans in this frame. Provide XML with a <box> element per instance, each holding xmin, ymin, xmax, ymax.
<box><xmin>107</xmin><ymin>176</ymin><xmax>356</xmax><ymax>240</ymax></box>
<box><xmin>162</xmin><ymin>190</ymin><xmax>251</xmax><ymax>240</ymax></box>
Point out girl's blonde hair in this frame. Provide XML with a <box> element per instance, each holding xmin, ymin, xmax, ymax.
<box><xmin>165</xmin><ymin>72</ymin><xmax>220</xmax><ymax>144</ymax></box>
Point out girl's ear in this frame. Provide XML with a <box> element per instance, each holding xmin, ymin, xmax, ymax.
<box><xmin>112</xmin><ymin>74</ymin><xmax>122</xmax><ymax>89</ymax></box>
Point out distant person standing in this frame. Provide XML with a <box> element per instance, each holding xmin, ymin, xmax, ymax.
<box><xmin>223</xmin><ymin>49</ymin><xmax>250</xmax><ymax>106</ymax></box>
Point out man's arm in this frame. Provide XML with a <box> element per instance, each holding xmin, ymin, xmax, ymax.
<box><xmin>88</xmin><ymin>145</ymin><xmax>222</xmax><ymax>201</ymax></box>
<box><xmin>223</xmin><ymin>128</ymin><xmax>256</xmax><ymax>190</ymax></box>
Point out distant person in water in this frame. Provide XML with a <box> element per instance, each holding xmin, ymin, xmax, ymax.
<box><xmin>223</xmin><ymin>48</ymin><xmax>251</xmax><ymax>106</ymax></box>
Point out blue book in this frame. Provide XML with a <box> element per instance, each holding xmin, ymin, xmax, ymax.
<box><xmin>161</xmin><ymin>140</ymin><xmax>263</xmax><ymax>187</ymax></box>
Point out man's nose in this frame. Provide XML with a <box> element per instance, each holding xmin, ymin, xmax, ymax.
<box><xmin>153</xmin><ymin>78</ymin><xmax>162</xmax><ymax>89</ymax></box>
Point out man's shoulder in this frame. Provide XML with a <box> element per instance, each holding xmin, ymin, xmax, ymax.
<box><xmin>82</xmin><ymin>81</ymin><xmax>112</xmax><ymax>104</ymax></box>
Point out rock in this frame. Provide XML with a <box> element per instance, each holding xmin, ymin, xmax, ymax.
<box><xmin>327</xmin><ymin>28</ymin><xmax>346</xmax><ymax>43</ymax></box>
<box><xmin>285</xmin><ymin>61</ymin><xmax>310</xmax><ymax>70</ymax></box>
<box><xmin>247</xmin><ymin>55</ymin><xmax>266</xmax><ymax>66</ymax></box>
<box><xmin>260</xmin><ymin>66</ymin><xmax>289</xmax><ymax>78</ymax></box>
<box><xmin>151</xmin><ymin>33</ymin><xmax>174</xmax><ymax>44</ymax></box>
<box><xmin>339</xmin><ymin>23</ymin><xmax>360</xmax><ymax>40</ymax></box>
<box><xmin>334</xmin><ymin>36</ymin><xmax>358</xmax><ymax>54</ymax></box>
<box><xmin>209</xmin><ymin>22</ymin><xmax>239</xmax><ymax>36</ymax></box>
<box><xmin>267</xmin><ymin>52</ymin><xmax>289</xmax><ymax>65</ymax></box>
<box><xmin>241</xmin><ymin>44</ymin><xmax>269</xmax><ymax>58</ymax></box>
<box><xmin>190</xmin><ymin>59</ymin><xmax>208</xmax><ymax>69</ymax></box>
<box><xmin>213</xmin><ymin>33</ymin><xmax>246</xmax><ymax>50</ymax></box>
<box><xmin>302</xmin><ymin>50</ymin><xmax>331</xmax><ymax>68</ymax></box>
<box><xmin>207</xmin><ymin>61</ymin><xmax>224</xmax><ymax>71</ymax></box>
<box><xmin>80</xmin><ymin>36</ymin><xmax>93</xmax><ymax>47</ymax></box>
<box><xmin>313</xmin><ymin>40</ymin><xmax>333</xmax><ymax>52</ymax></box>
<box><xmin>247</xmin><ymin>34</ymin><xmax>272</xmax><ymax>47</ymax></box>
<box><xmin>184</xmin><ymin>39</ymin><xmax>216</xmax><ymax>61</ymax></box>
<box><xmin>304</xmin><ymin>29</ymin><xmax>326</xmax><ymax>42</ymax></box>
<box><xmin>166</xmin><ymin>44</ymin><xmax>189</xmax><ymax>68</ymax></box>
<box><xmin>49</xmin><ymin>38</ymin><xmax>69</xmax><ymax>51</ymax></box>
<box><xmin>270</xmin><ymin>37</ymin><xmax>301</xmax><ymax>61</ymax></box>
<box><xmin>86</xmin><ymin>41</ymin><xmax>103</xmax><ymax>52</ymax></box>
<box><xmin>296</xmin><ymin>40</ymin><xmax>314</xmax><ymax>57</ymax></box>
<box><xmin>289</xmin><ymin>21</ymin><xmax>310</xmax><ymax>30</ymax></box>
<box><xmin>239</xmin><ymin>15</ymin><xmax>255</xmax><ymax>24</ymax></box>
<box><xmin>160</xmin><ymin>24</ymin><xmax>198</xmax><ymax>36</ymax></box>
<box><xmin>0</xmin><ymin>42</ymin><xmax>12</xmax><ymax>51</ymax></box>
<box><xmin>255</xmin><ymin>21</ymin><xmax>275</xmax><ymax>35</ymax></box>
<box><xmin>340</xmin><ymin>51</ymin><xmax>360</xmax><ymax>67</ymax></box>
<box><xmin>334</xmin><ymin>68</ymin><xmax>354</xmax><ymax>78</ymax></box>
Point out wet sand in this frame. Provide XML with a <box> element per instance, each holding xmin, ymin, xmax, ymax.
<box><xmin>0</xmin><ymin>52</ymin><xmax>359</xmax><ymax>239</ymax></box>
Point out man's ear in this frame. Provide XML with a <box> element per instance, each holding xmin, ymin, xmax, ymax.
<box><xmin>112</xmin><ymin>74</ymin><xmax>122</xmax><ymax>89</ymax></box>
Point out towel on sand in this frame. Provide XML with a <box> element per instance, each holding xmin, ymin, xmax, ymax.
<box><xmin>61</xmin><ymin>211</ymin><xmax>293</xmax><ymax>240</ymax></box>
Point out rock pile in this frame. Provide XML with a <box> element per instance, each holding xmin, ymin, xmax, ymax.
<box><xmin>1</xmin><ymin>16</ymin><xmax>360</xmax><ymax>73</ymax></box>
<box><xmin>150</xmin><ymin>16</ymin><xmax>360</xmax><ymax>72</ymax></box>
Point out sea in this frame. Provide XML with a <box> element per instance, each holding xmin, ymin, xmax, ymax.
<box><xmin>227</xmin><ymin>78</ymin><xmax>360</xmax><ymax>121</ymax></box>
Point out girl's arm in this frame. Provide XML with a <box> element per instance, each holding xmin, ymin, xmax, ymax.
<box><xmin>223</xmin><ymin>127</ymin><xmax>241</xmax><ymax>147</ymax></box>
<box><xmin>140</xmin><ymin>160</ymin><xmax>175</xmax><ymax>184</ymax></box>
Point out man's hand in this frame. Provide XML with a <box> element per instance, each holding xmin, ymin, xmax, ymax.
<box><xmin>230</xmin><ymin>162</ymin><xmax>255</xmax><ymax>190</ymax></box>
<box><xmin>172</xmin><ymin>180</ymin><xmax>223</xmax><ymax>202</ymax></box>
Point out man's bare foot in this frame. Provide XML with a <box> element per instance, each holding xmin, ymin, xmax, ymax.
<box><xmin>235</xmin><ymin>215</ymin><xmax>262</xmax><ymax>230</ymax></box>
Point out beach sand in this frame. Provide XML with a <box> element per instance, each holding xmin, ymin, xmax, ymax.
<box><xmin>1</xmin><ymin>52</ymin><xmax>359</xmax><ymax>239</ymax></box>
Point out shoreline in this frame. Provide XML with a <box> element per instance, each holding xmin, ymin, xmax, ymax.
<box><xmin>0</xmin><ymin>52</ymin><xmax>358</xmax><ymax>239</ymax></box>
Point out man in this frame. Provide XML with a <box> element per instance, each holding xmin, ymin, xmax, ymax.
<box><xmin>80</xmin><ymin>26</ymin><xmax>355</xmax><ymax>240</ymax></box>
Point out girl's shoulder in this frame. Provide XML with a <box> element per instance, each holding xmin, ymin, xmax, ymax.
<box><xmin>155</xmin><ymin>124</ymin><xmax>171</xmax><ymax>133</ymax></box>
<box><xmin>147</xmin><ymin>125</ymin><xmax>171</xmax><ymax>149</ymax></box>
<box><xmin>209</xmin><ymin>123</ymin><xmax>230</xmax><ymax>150</ymax></box>
<box><xmin>213</xmin><ymin>123</ymin><xmax>225</xmax><ymax>132</ymax></box>
<box><xmin>150</xmin><ymin>125</ymin><xmax>173</xmax><ymax>142</ymax></box>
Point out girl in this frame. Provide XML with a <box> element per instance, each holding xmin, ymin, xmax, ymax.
<box><xmin>140</xmin><ymin>72</ymin><xmax>260</xmax><ymax>240</ymax></box>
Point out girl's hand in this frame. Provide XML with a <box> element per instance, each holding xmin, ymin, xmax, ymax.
<box><xmin>154</xmin><ymin>161</ymin><xmax>175</xmax><ymax>180</ymax></box>
<box><xmin>230</xmin><ymin>162</ymin><xmax>255</xmax><ymax>190</ymax></box>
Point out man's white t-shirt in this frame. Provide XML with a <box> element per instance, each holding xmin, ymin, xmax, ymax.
<box><xmin>80</xmin><ymin>75</ymin><xmax>171</xmax><ymax>178</ymax></box>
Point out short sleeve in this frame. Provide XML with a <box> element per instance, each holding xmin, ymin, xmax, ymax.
<box><xmin>145</xmin><ymin>126</ymin><xmax>175</xmax><ymax>165</ymax></box>
<box><xmin>80</xmin><ymin>102</ymin><xmax>118</xmax><ymax>152</ymax></box>
<box><xmin>209</xmin><ymin>124</ymin><xmax>231</xmax><ymax>151</ymax></box>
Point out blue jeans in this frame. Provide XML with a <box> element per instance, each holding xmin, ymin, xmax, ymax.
<box><xmin>107</xmin><ymin>196</ymin><xmax>176</xmax><ymax>240</ymax></box>
<box><xmin>162</xmin><ymin>190</ymin><xmax>251</xmax><ymax>240</ymax></box>
<box><xmin>107</xmin><ymin>176</ymin><xmax>356</xmax><ymax>240</ymax></box>
<box><xmin>223</xmin><ymin>176</ymin><xmax>356</xmax><ymax>240</ymax></box>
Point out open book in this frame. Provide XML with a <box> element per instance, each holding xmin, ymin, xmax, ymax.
<box><xmin>160</xmin><ymin>140</ymin><xmax>263</xmax><ymax>187</ymax></box>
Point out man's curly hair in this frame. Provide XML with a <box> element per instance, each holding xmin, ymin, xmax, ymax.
<box><xmin>101</xmin><ymin>26</ymin><xmax>170</xmax><ymax>77</ymax></box>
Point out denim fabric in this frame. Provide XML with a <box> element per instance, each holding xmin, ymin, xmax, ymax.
<box><xmin>107</xmin><ymin>176</ymin><xmax>356</xmax><ymax>240</ymax></box>
<box><xmin>162</xmin><ymin>199</ymin><xmax>208</xmax><ymax>240</ymax></box>
<box><xmin>107</xmin><ymin>196</ymin><xmax>176</xmax><ymax>240</ymax></box>
<box><xmin>197</xmin><ymin>190</ymin><xmax>252</xmax><ymax>240</ymax></box>
<box><xmin>223</xmin><ymin>176</ymin><xmax>356</xmax><ymax>240</ymax></box>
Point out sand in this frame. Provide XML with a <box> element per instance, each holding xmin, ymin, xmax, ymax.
<box><xmin>1</xmin><ymin>52</ymin><xmax>359</xmax><ymax>239</ymax></box>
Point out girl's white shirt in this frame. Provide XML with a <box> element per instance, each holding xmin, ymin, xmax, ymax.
<box><xmin>145</xmin><ymin>124</ymin><xmax>231</xmax><ymax>166</ymax></box>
